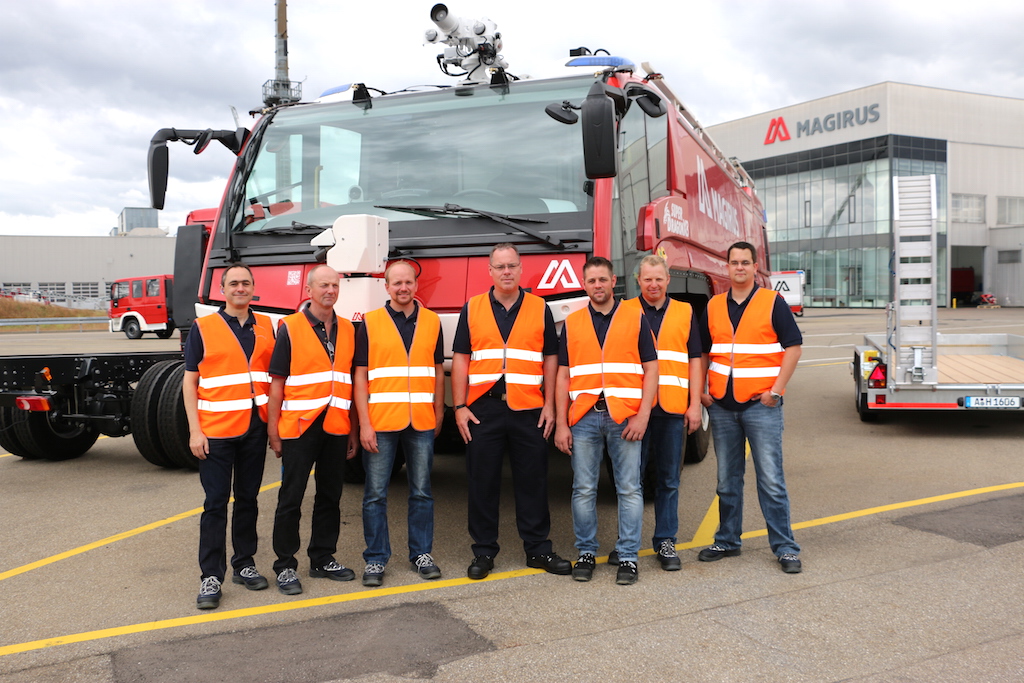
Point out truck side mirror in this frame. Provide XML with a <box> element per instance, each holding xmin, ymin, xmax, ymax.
<box><xmin>148</xmin><ymin>140</ymin><xmax>170</xmax><ymax>210</ymax></box>
<box><xmin>581</xmin><ymin>81</ymin><xmax>619</xmax><ymax>179</ymax></box>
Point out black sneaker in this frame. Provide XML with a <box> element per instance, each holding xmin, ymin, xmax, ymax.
<box><xmin>362</xmin><ymin>562</ymin><xmax>385</xmax><ymax>587</ymax></box>
<box><xmin>276</xmin><ymin>568</ymin><xmax>303</xmax><ymax>595</ymax></box>
<box><xmin>310</xmin><ymin>560</ymin><xmax>355</xmax><ymax>582</ymax></box>
<box><xmin>779</xmin><ymin>553</ymin><xmax>802</xmax><ymax>574</ymax></box>
<box><xmin>467</xmin><ymin>555</ymin><xmax>494</xmax><ymax>580</ymax></box>
<box><xmin>526</xmin><ymin>552</ymin><xmax>572</xmax><ymax>575</ymax></box>
<box><xmin>572</xmin><ymin>553</ymin><xmax>595</xmax><ymax>582</ymax></box>
<box><xmin>412</xmin><ymin>553</ymin><xmax>442</xmax><ymax>580</ymax></box>
<box><xmin>607</xmin><ymin>550</ymin><xmax>619</xmax><ymax>566</ymax></box>
<box><xmin>616</xmin><ymin>560</ymin><xmax>639</xmax><ymax>585</ymax></box>
<box><xmin>697</xmin><ymin>543</ymin><xmax>742</xmax><ymax>562</ymax></box>
<box><xmin>656</xmin><ymin>541</ymin><xmax>682</xmax><ymax>571</ymax></box>
<box><xmin>232</xmin><ymin>565</ymin><xmax>269</xmax><ymax>590</ymax></box>
<box><xmin>196</xmin><ymin>576</ymin><xmax>222</xmax><ymax>610</ymax></box>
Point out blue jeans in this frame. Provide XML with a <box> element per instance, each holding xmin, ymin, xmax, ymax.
<box><xmin>362</xmin><ymin>427</ymin><xmax>435</xmax><ymax>565</ymax></box>
<box><xmin>570</xmin><ymin>408</ymin><xmax>643</xmax><ymax>561</ymax></box>
<box><xmin>641</xmin><ymin>412</ymin><xmax>685</xmax><ymax>548</ymax></box>
<box><xmin>708</xmin><ymin>400</ymin><xmax>799</xmax><ymax>557</ymax></box>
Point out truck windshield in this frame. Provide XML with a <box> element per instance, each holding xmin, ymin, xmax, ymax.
<box><xmin>231</xmin><ymin>76</ymin><xmax>594</xmax><ymax>235</ymax></box>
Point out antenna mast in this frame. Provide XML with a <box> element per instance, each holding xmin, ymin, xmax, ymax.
<box><xmin>262</xmin><ymin>0</ymin><xmax>302</xmax><ymax>106</ymax></box>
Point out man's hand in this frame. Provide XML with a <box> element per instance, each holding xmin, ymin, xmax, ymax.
<box><xmin>537</xmin><ymin>404</ymin><xmax>556</xmax><ymax>440</ymax></box>
<box><xmin>757</xmin><ymin>392</ymin><xmax>781</xmax><ymax>407</ymax></box>
<box><xmin>684</xmin><ymin>404</ymin><xmax>702</xmax><ymax>434</ymax></box>
<box><xmin>701</xmin><ymin>393</ymin><xmax>713</xmax><ymax>407</ymax></box>
<box><xmin>189</xmin><ymin>431</ymin><xmax>209</xmax><ymax>460</ymax></box>
<box><xmin>346</xmin><ymin>432</ymin><xmax>360</xmax><ymax>460</ymax></box>
<box><xmin>269</xmin><ymin>432</ymin><xmax>283</xmax><ymax>458</ymax></box>
<box><xmin>554</xmin><ymin>424</ymin><xmax>573</xmax><ymax>455</ymax></box>
<box><xmin>455</xmin><ymin>406</ymin><xmax>480</xmax><ymax>444</ymax></box>
<box><xmin>621</xmin><ymin>412</ymin><xmax>649</xmax><ymax>441</ymax></box>
<box><xmin>360</xmin><ymin>424</ymin><xmax>379</xmax><ymax>454</ymax></box>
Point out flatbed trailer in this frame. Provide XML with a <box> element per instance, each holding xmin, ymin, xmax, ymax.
<box><xmin>852</xmin><ymin>175</ymin><xmax>1024</xmax><ymax>419</ymax></box>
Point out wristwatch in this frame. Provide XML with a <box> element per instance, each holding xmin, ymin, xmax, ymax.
<box><xmin>453</xmin><ymin>404</ymin><xmax>467</xmax><ymax>411</ymax></box>
<box><xmin>768</xmin><ymin>391</ymin><xmax>782</xmax><ymax>401</ymax></box>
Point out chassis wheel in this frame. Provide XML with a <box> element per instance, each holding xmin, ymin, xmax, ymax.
<box><xmin>10</xmin><ymin>407</ymin><xmax>99</xmax><ymax>460</ymax></box>
<box><xmin>684</xmin><ymin>405</ymin><xmax>711</xmax><ymax>464</ymax></box>
<box><xmin>123</xmin><ymin>318</ymin><xmax>143</xmax><ymax>340</ymax></box>
<box><xmin>131</xmin><ymin>359</ymin><xmax>183</xmax><ymax>468</ymax></box>
<box><xmin>156</xmin><ymin>362</ymin><xmax>199</xmax><ymax>470</ymax></box>
<box><xmin>155</xmin><ymin>327</ymin><xmax>175</xmax><ymax>339</ymax></box>
<box><xmin>0</xmin><ymin>406</ymin><xmax>39</xmax><ymax>459</ymax></box>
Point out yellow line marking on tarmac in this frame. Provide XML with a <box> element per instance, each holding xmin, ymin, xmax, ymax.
<box><xmin>0</xmin><ymin>480</ymin><xmax>282</xmax><ymax>583</ymax></box>
<box><xmin>3</xmin><ymin>479</ymin><xmax>1024</xmax><ymax>658</ymax></box>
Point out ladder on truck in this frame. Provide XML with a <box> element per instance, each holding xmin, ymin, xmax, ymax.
<box><xmin>890</xmin><ymin>175</ymin><xmax>938</xmax><ymax>385</ymax></box>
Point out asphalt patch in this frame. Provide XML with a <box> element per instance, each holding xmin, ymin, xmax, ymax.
<box><xmin>895</xmin><ymin>493</ymin><xmax>1024</xmax><ymax>548</ymax></box>
<box><xmin>110</xmin><ymin>602</ymin><xmax>493</xmax><ymax>683</ymax></box>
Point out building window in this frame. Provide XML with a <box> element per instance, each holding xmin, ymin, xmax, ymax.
<box><xmin>997</xmin><ymin>197</ymin><xmax>1024</xmax><ymax>225</ymax></box>
<box><xmin>38</xmin><ymin>282</ymin><xmax>66</xmax><ymax>296</ymax></box>
<box><xmin>72</xmin><ymin>282</ymin><xmax>100</xmax><ymax>297</ymax></box>
<box><xmin>951</xmin><ymin>194</ymin><xmax>985</xmax><ymax>223</ymax></box>
<box><xmin>997</xmin><ymin>250</ymin><xmax>1022</xmax><ymax>264</ymax></box>
<box><xmin>2</xmin><ymin>282</ymin><xmax>30</xmax><ymax>293</ymax></box>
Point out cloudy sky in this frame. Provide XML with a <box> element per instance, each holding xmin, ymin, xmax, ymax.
<box><xmin>2</xmin><ymin>0</ymin><xmax>1022</xmax><ymax>236</ymax></box>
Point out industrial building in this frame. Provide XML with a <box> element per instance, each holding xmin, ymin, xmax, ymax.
<box><xmin>706</xmin><ymin>82</ymin><xmax>1024</xmax><ymax>308</ymax></box>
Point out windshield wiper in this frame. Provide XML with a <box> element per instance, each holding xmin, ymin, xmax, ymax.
<box><xmin>259</xmin><ymin>221</ymin><xmax>330</xmax><ymax>235</ymax></box>
<box><xmin>375</xmin><ymin>203</ymin><xmax>562</xmax><ymax>249</ymax></box>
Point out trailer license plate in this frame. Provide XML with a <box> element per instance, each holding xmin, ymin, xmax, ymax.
<box><xmin>964</xmin><ymin>396</ymin><xmax>1021</xmax><ymax>409</ymax></box>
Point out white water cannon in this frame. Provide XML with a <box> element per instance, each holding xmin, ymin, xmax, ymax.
<box><xmin>425</xmin><ymin>3</ymin><xmax>508</xmax><ymax>85</ymax></box>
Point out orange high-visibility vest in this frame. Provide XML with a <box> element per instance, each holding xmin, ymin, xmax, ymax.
<box><xmin>622</xmin><ymin>297</ymin><xmax>691</xmax><ymax>414</ymax></box>
<box><xmin>707</xmin><ymin>288</ymin><xmax>784</xmax><ymax>403</ymax></box>
<box><xmin>466</xmin><ymin>291</ymin><xmax>546</xmax><ymax>410</ymax></box>
<box><xmin>565</xmin><ymin>303</ymin><xmax>645</xmax><ymax>426</ymax></box>
<box><xmin>277</xmin><ymin>312</ymin><xmax>354</xmax><ymax>438</ymax></box>
<box><xmin>195</xmin><ymin>312</ymin><xmax>274</xmax><ymax>438</ymax></box>
<box><xmin>364</xmin><ymin>305</ymin><xmax>441</xmax><ymax>432</ymax></box>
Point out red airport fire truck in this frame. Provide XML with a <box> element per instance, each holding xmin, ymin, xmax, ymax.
<box><xmin>108</xmin><ymin>275</ymin><xmax>176</xmax><ymax>339</ymax></box>
<box><xmin>0</xmin><ymin>5</ymin><xmax>770</xmax><ymax>469</ymax></box>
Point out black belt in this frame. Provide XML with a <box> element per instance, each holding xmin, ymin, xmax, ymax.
<box><xmin>593</xmin><ymin>398</ymin><xmax>607</xmax><ymax>412</ymax></box>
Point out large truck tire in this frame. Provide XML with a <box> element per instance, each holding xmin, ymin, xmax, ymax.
<box><xmin>123</xmin><ymin>318</ymin><xmax>143</xmax><ymax>340</ymax></box>
<box><xmin>683</xmin><ymin>405</ymin><xmax>711</xmax><ymax>464</ymax></box>
<box><xmin>155</xmin><ymin>326</ymin><xmax>175</xmax><ymax>339</ymax></box>
<box><xmin>10</xmin><ymin>406</ymin><xmax>99</xmax><ymax>461</ymax></box>
<box><xmin>156</xmin><ymin>362</ymin><xmax>199</xmax><ymax>470</ymax></box>
<box><xmin>131</xmin><ymin>359</ymin><xmax>183</xmax><ymax>468</ymax></box>
<box><xmin>0</xmin><ymin>406</ymin><xmax>39</xmax><ymax>459</ymax></box>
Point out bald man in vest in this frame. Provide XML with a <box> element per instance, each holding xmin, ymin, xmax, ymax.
<box><xmin>268</xmin><ymin>264</ymin><xmax>358</xmax><ymax>595</ymax></box>
<box><xmin>451</xmin><ymin>243</ymin><xmax>572</xmax><ymax>580</ymax></box>
<box><xmin>615</xmin><ymin>254</ymin><xmax>704</xmax><ymax>572</ymax></box>
<box><xmin>353</xmin><ymin>260</ymin><xmax>445</xmax><ymax>587</ymax></box>
<box><xmin>183</xmin><ymin>262</ymin><xmax>275</xmax><ymax>610</ymax></box>
<box><xmin>698</xmin><ymin>241</ymin><xmax>803</xmax><ymax>573</ymax></box>
<box><xmin>554</xmin><ymin>256</ymin><xmax>659</xmax><ymax>585</ymax></box>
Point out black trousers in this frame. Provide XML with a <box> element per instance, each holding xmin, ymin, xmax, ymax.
<box><xmin>198</xmin><ymin>409</ymin><xmax>267</xmax><ymax>580</ymax></box>
<box><xmin>272</xmin><ymin>413</ymin><xmax>348</xmax><ymax>573</ymax></box>
<box><xmin>465</xmin><ymin>395</ymin><xmax>553</xmax><ymax>558</ymax></box>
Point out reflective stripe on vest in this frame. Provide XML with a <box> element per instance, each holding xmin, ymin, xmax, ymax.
<box><xmin>365</xmin><ymin>305</ymin><xmax>440</xmax><ymax>432</ymax></box>
<box><xmin>465</xmin><ymin>292</ymin><xmax>546</xmax><ymax>410</ymax></box>
<box><xmin>565</xmin><ymin>303</ymin><xmax>644</xmax><ymax>426</ymax></box>
<box><xmin>277</xmin><ymin>312</ymin><xmax>354</xmax><ymax>438</ymax></box>
<box><xmin>621</xmin><ymin>297</ymin><xmax>692</xmax><ymax>414</ymax></box>
<box><xmin>195</xmin><ymin>312</ymin><xmax>275</xmax><ymax>438</ymax></box>
<box><xmin>707</xmin><ymin>288</ymin><xmax>784</xmax><ymax>402</ymax></box>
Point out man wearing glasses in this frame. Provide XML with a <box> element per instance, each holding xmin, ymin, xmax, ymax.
<box><xmin>353</xmin><ymin>260</ymin><xmax>445</xmax><ymax>587</ymax></box>
<box><xmin>698</xmin><ymin>241</ymin><xmax>803</xmax><ymax>574</ymax></box>
<box><xmin>451</xmin><ymin>243</ymin><xmax>572</xmax><ymax>580</ymax></box>
<box><xmin>268</xmin><ymin>264</ymin><xmax>359</xmax><ymax>595</ymax></box>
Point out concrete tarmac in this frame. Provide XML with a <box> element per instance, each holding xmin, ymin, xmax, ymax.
<box><xmin>1</xmin><ymin>308</ymin><xmax>1024</xmax><ymax>682</ymax></box>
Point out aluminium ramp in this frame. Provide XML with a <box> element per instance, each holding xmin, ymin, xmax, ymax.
<box><xmin>892</xmin><ymin>175</ymin><xmax>938</xmax><ymax>385</ymax></box>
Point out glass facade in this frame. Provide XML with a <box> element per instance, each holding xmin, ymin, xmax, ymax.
<box><xmin>744</xmin><ymin>135</ymin><xmax>947</xmax><ymax>308</ymax></box>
